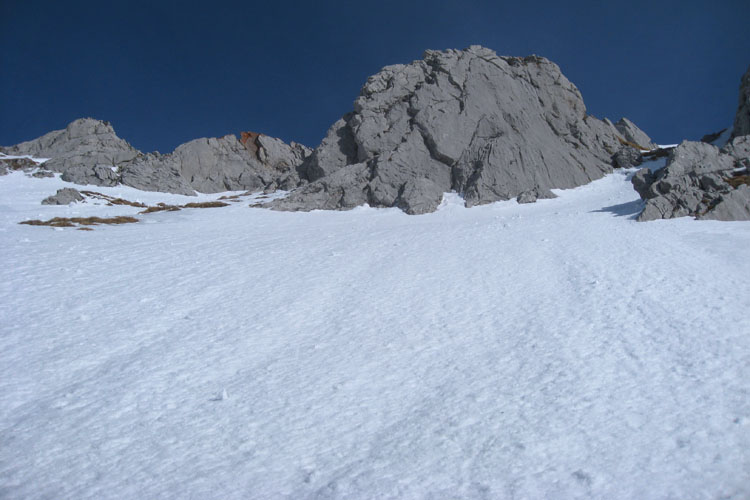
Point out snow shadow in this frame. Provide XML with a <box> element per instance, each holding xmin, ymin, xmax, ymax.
<box><xmin>591</xmin><ymin>199</ymin><xmax>644</xmax><ymax>218</ymax></box>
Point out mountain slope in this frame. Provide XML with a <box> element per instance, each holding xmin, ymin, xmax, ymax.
<box><xmin>1</xmin><ymin>166</ymin><xmax>749</xmax><ymax>499</ymax></box>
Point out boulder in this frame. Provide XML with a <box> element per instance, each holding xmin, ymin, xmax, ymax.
<box><xmin>42</xmin><ymin>188</ymin><xmax>84</xmax><ymax>205</ymax></box>
<box><xmin>273</xmin><ymin>46</ymin><xmax>630</xmax><ymax>214</ymax></box>
<box><xmin>612</xmin><ymin>145</ymin><xmax>643</xmax><ymax>169</ymax></box>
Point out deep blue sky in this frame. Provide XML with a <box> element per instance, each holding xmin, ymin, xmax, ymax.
<box><xmin>1</xmin><ymin>1</ymin><xmax>748</xmax><ymax>153</ymax></box>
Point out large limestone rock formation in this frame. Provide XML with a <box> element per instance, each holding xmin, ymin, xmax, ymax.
<box><xmin>271</xmin><ymin>46</ymin><xmax>639</xmax><ymax>214</ymax></box>
<box><xmin>632</xmin><ymin>66</ymin><xmax>750</xmax><ymax>221</ymax></box>
<box><xmin>1</xmin><ymin>118</ymin><xmax>311</xmax><ymax>195</ymax></box>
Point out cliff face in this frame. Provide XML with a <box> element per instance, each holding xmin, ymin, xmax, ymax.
<box><xmin>272</xmin><ymin>46</ymin><xmax>639</xmax><ymax>214</ymax></box>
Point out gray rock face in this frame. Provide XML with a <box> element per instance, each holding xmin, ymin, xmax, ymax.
<box><xmin>4</xmin><ymin>118</ymin><xmax>139</xmax><ymax>173</ymax></box>
<box><xmin>632</xmin><ymin>140</ymin><xmax>750</xmax><ymax>221</ymax></box>
<box><xmin>2</xmin><ymin>119</ymin><xmax>311</xmax><ymax>195</ymax></box>
<box><xmin>612</xmin><ymin>146</ymin><xmax>643</xmax><ymax>169</ymax></box>
<box><xmin>613</xmin><ymin>118</ymin><xmax>656</xmax><ymax>150</ymax></box>
<box><xmin>274</xmin><ymin>46</ymin><xmax>631</xmax><ymax>214</ymax></box>
<box><xmin>632</xmin><ymin>64</ymin><xmax>750</xmax><ymax>222</ymax></box>
<box><xmin>732</xmin><ymin>66</ymin><xmax>750</xmax><ymax>138</ymax></box>
<box><xmin>42</xmin><ymin>188</ymin><xmax>84</xmax><ymax>205</ymax></box>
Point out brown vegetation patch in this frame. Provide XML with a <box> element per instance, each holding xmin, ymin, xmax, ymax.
<box><xmin>139</xmin><ymin>200</ymin><xmax>228</xmax><ymax>213</ymax></box>
<box><xmin>727</xmin><ymin>174</ymin><xmax>750</xmax><ymax>189</ymax></box>
<box><xmin>616</xmin><ymin>136</ymin><xmax>648</xmax><ymax>151</ymax></box>
<box><xmin>1</xmin><ymin>158</ymin><xmax>38</xmax><ymax>170</ymax></box>
<box><xmin>81</xmin><ymin>191</ymin><xmax>147</xmax><ymax>207</ymax></box>
<box><xmin>20</xmin><ymin>216</ymin><xmax>139</xmax><ymax>228</ymax></box>
<box><xmin>140</xmin><ymin>203</ymin><xmax>181</xmax><ymax>214</ymax></box>
<box><xmin>183</xmin><ymin>201</ymin><xmax>229</xmax><ymax>209</ymax></box>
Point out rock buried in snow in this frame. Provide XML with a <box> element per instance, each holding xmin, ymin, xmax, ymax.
<box><xmin>516</xmin><ymin>187</ymin><xmax>554</xmax><ymax>204</ymax></box>
<box><xmin>271</xmin><ymin>46</ymin><xmax>642</xmax><ymax>214</ymax></box>
<box><xmin>42</xmin><ymin>188</ymin><xmax>85</xmax><ymax>205</ymax></box>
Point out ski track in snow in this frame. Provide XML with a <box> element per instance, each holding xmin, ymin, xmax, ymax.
<box><xmin>1</xmin><ymin>169</ymin><xmax>749</xmax><ymax>499</ymax></box>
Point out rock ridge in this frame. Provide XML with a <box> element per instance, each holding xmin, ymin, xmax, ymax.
<box><xmin>1</xmin><ymin>118</ymin><xmax>311</xmax><ymax>195</ymax></box>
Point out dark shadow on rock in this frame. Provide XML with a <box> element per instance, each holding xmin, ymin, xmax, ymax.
<box><xmin>592</xmin><ymin>199</ymin><xmax>644</xmax><ymax>219</ymax></box>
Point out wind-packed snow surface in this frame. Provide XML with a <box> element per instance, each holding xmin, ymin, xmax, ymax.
<box><xmin>1</xmin><ymin>167</ymin><xmax>749</xmax><ymax>499</ymax></box>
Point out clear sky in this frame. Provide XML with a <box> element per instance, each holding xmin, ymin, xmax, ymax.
<box><xmin>1</xmin><ymin>0</ymin><xmax>748</xmax><ymax>153</ymax></box>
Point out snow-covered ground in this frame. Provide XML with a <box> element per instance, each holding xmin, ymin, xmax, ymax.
<box><xmin>1</xmin><ymin>167</ymin><xmax>749</xmax><ymax>499</ymax></box>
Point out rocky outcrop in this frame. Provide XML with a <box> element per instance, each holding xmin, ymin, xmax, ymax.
<box><xmin>612</xmin><ymin>146</ymin><xmax>643</xmax><ymax>169</ymax></box>
<box><xmin>42</xmin><ymin>188</ymin><xmax>85</xmax><ymax>205</ymax></box>
<box><xmin>632</xmin><ymin>65</ymin><xmax>750</xmax><ymax>222</ymax></box>
<box><xmin>271</xmin><ymin>46</ymin><xmax>639</xmax><ymax>214</ymax></box>
<box><xmin>610</xmin><ymin>117</ymin><xmax>656</xmax><ymax>150</ymax></box>
<box><xmin>2</xmin><ymin>118</ymin><xmax>311</xmax><ymax>195</ymax></box>
<box><xmin>0</xmin><ymin>155</ymin><xmax>54</xmax><ymax>177</ymax></box>
<box><xmin>0</xmin><ymin>157</ymin><xmax>39</xmax><ymax>173</ymax></box>
<box><xmin>632</xmin><ymin>139</ymin><xmax>750</xmax><ymax>221</ymax></box>
<box><xmin>732</xmin><ymin>66</ymin><xmax>750</xmax><ymax>138</ymax></box>
<box><xmin>118</xmin><ymin>134</ymin><xmax>310</xmax><ymax>195</ymax></box>
<box><xmin>3</xmin><ymin>118</ymin><xmax>139</xmax><ymax>173</ymax></box>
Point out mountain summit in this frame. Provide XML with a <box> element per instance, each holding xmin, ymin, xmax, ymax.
<box><xmin>273</xmin><ymin>46</ymin><xmax>646</xmax><ymax>214</ymax></box>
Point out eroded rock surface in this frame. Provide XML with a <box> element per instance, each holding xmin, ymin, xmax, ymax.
<box><xmin>272</xmin><ymin>46</ymin><xmax>640</xmax><ymax>214</ymax></box>
<box><xmin>632</xmin><ymin>139</ymin><xmax>750</xmax><ymax>221</ymax></box>
<box><xmin>612</xmin><ymin>117</ymin><xmax>656</xmax><ymax>150</ymax></box>
<box><xmin>632</xmin><ymin>65</ymin><xmax>750</xmax><ymax>222</ymax></box>
<box><xmin>2</xmin><ymin>119</ymin><xmax>311</xmax><ymax>195</ymax></box>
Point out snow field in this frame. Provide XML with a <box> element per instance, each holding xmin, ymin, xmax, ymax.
<box><xmin>1</xmin><ymin>168</ymin><xmax>749</xmax><ymax>499</ymax></box>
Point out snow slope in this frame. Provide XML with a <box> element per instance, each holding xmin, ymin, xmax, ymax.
<box><xmin>1</xmin><ymin>167</ymin><xmax>749</xmax><ymax>499</ymax></box>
